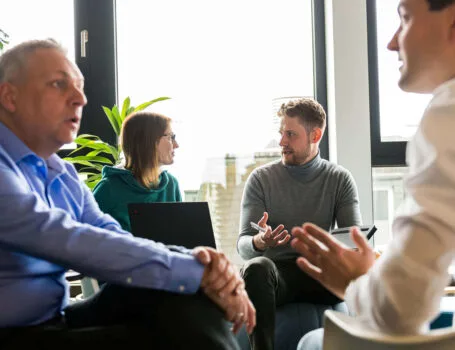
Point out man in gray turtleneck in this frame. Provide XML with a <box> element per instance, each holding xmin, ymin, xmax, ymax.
<box><xmin>237</xmin><ymin>97</ymin><xmax>362</xmax><ymax>350</ymax></box>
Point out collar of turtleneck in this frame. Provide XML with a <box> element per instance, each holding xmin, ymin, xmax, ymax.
<box><xmin>281</xmin><ymin>152</ymin><xmax>324</xmax><ymax>183</ymax></box>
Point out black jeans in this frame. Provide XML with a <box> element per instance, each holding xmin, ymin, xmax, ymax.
<box><xmin>0</xmin><ymin>284</ymin><xmax>240</xmax><ymax>350</ymax></box>
<box><xmin>241</xmin><ymin>257</ymin><xmax>341</xmax><ymax>350</ymax></box>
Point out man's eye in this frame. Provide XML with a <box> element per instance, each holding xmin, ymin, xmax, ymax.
<box><xmin>399</xmin><ymin>13</ymin><xmax>410</xmax><ymax>23</ymax></box>
<box><xmin>52</xmin><ymin>80</ymin><xmax>67</xmax><ymax>89</ymax></box>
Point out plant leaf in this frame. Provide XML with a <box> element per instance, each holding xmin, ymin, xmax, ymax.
<box><xmin>78</xmin><ymin>171</ymin><xmax>100</xmax><ymax>177</ymax></box>
<box><xmin>107</xmin><ymin>144</ymin><xmax>120</xmax><ymax>160</ymax></box>
<box><xmin>69</xmin><ymin>155</ymin><xmax>113</xmax><ymax>164</ymax></box>
<box><xmin>74</xmin><ymin>140</ymin><xmax>114</xmax><ymax>154</ymax></box>
<box><xmin>76</xmin><ymin>133</ymin><xmax>101</xmax><ymax>141</ymax></box>
<box><xmin>126</xmin><ymin>106</ymin><xmax>135</xmax><ymax>117</ymax></box>
<box><xmin>87</xmin><ymin>173</ymin><xmax>102</xmax><ymax>181</ymax></box>
<box><xmin>120</xmin><ymin>97</ymin><xmax>131</xmax><ymax>121</ymax></box>
<box><xmin>133</xmin><ymin>97</ymin><xmax>171</xmax><ymax>112</ymax></box>
<box><xmin>86</xmin><ymin>150</ymin><xmax>104</xmax><ymax>157</ymax></box>
<box><xmin>85</xmin><ymin>179</ymin><xmax>101</xmax><ymax>190</ymax></box>
<box><xmin>85</xmin><ymin>173</ymin><xmax>102</xmax><ymax>188</ymax></box>
<box><xmin>63</xmin><ymin>159</ymin><xmax>98</xmax><ymax>168</ymax></box>
<box><xmin>79</xmin><ymin>166</ymin><xmax>101</xmax><ymax>173</ymax></box>
<box><xmin>102</xmin><ymin>106</ymin><xmax>121</xmax><ymax>136</ymax></box>
<box><xmin>111</xmin><ymin>105</ymin><xmax>121</xmax><ymax>128</ymax></box>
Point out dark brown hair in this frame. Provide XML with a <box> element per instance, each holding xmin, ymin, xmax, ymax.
<box><xmin>277</xmin><ymin>97</ymin><xmax>326</xmax><ymax>134</ymax></box>
<box><xmin>427</xmin><ymin>0</ymin><xmax>455</xmax><ymax>11</ymax></box>
<box><xmin>120</xmin><ymin>111</ymin><xmax>171</xmax><ymax>188</ymax></box>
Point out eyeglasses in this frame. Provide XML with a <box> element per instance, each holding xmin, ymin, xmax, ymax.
<box><xmin>163</xmin><ymin>133</ymin><xmax>176</xmax><ymax>142</ymax></box>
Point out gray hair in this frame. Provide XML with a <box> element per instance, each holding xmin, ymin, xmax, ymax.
<box><xmin>0</xmin><ymin>39</ymin><xmax>67</xmax><ymax>83</ymax></box>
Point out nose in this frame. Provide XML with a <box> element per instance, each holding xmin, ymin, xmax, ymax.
<box><xmin>173</xmin><ymin>139</ymin><xmax>179</xmax><ymax>149</ymax></box>
<box><xmin>387</xmin><ymin>28</ymin><xmax>399</xmax><ymax>52</ymax></box>
<box><xmin>72</xmin><ymin>85</ymin><xmax>87</xmax><ymax>107</ymax></box>
<box><xmin>279</xmin><ymin>134</ymin><xmax>287</xmax><ymax>147</ymax></box>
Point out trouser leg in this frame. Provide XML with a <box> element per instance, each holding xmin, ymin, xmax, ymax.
<box><xmin>1</xmin><ymin>285</ymin><xmax>239</xmax><ymax>350</ymax></box>
<box><xmin>241</xmin><ymin>257</ymin><xmax>281</xmax><ymax>350</ymax></box>
<box><xmin>274</xmin><ymin>260</ymin><xmax>341</xmax><ymax>305</ymax></box>
<box><xmin>297</xmin><ymin>328</ymin><xmax>324</xmax><ymax>350</ymax></box>
<box><xmin>65</xmin><ymin>284</ymin><xmax>240</xmax><ymax>350</ymax></box>
<box><xmin>241</xmin><ymin>257</ymin><xmax>341</xmax><ymax>350</ymax></box>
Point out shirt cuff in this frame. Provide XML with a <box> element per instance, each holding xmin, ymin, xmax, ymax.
<box><xmin>167</xmin><ymin>252</ymin><xmax>205</xmax><ymax>294</ymax></box>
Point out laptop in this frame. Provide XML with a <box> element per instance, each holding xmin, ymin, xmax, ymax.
<box><xmin>128</xmin><ymin>202</ymin><xmax>217</xmax><ymax>249</ymax></box>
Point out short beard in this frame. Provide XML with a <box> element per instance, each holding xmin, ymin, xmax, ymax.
<box><xmin>281</xmin><ymin>148</ymin><xmax>311</xmax><ymax>166</ymax></box>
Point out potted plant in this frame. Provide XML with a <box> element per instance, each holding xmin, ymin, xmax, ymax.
<box><xmin>64</xmin><ymin>96</ymin><xmax>170</xmax><ymax>189</ymax></box>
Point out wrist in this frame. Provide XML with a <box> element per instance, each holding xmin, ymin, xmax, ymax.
<box><xmin>252</xmin><ymin>234</ymin><xmax>266</xmax><ymax>251</ymax></box>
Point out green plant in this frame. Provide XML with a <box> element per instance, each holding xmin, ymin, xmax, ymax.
<box><xmin>64</xmin><ymin>96</ymin><xmax>170</xmax><ymax>189</ymax></box>
<box><xmin>0</xmin><ymin>29</ymin><xmax>9</xmax><ymax>51</ymax></box>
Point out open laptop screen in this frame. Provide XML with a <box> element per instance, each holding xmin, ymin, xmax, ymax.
<box><xmin>128</xmin><ymin>202</ymin><xmax>217</xmax><ymax>249</ymax></box>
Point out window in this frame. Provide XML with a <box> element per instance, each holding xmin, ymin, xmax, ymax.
<box><xmin>0</xmin><ymin>1</ymin><xmax>75</xmax><ymax>59</ymax></box>
<box><xmin>368</xmin><ymin>1</ymin><xmax>424</xmax><ymax>249</ymax></box>
<box><xmin>116</xmin><ymin>0</ymin><xmax>324</xmax><ymax>264</ymax></box>
<box><xmin>372</xmin><ymin>167</ymin><xmax>408</xmax><ymax>249</ymax></box>
<box><xmin>368</xmin><ymin>0</ymin><xmax>430</xmax><ymax>166</ymax></box>
<box><xmin>1</xmin><ymin>0</ymin><xmax>76</xmax><ymax>149</ymax></box>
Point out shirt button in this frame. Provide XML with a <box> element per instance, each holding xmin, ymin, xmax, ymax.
<box><xmin>126</xmin><ymin>277</ymin><xmax>132</xmax><ymax>284</ymax></box>
<box><xmin>179</xmin><ymin>285</ymin><xmax>185</xmax><ymax>292</ymax></box>
<box><xmin>36</xmin><ymin>161</ymin><xmax>43</xmax><ymax>167</ymax></box>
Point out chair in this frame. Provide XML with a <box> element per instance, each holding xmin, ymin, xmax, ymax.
<box><xmin>322</xmin><ymin>310</ymin><xmax>455</xmax><ymax>350</ymax></box>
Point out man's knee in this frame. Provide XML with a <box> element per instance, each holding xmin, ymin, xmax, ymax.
<box><xmin>241</xmin><ymin>257</ymin><xmax>277</xmax><ymax>283</ymax></box>
<box><xmin>297</xmin><ymin>328</ymin><xmax>324</xmax><ymax>350</ymax></box>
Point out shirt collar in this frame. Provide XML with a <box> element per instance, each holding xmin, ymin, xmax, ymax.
<box><xmin>0</xmin><ymin>121</ymin><xmax>65</xmax><ymax>173</ymax></box>
<box><xmin>432</xmin><ymin>77</ymin><xmax>455</xmax><ymax>97</ymax></box>
<box><xmin>0</xmin><ymin>121</ymin><xmax>35</xmax><ymax>164</ymax></box>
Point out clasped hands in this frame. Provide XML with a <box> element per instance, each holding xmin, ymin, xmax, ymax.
<box><xmin>193</xmin><ymin>247</ymin><xmax>256</xmax><ymax>334</ymax></box>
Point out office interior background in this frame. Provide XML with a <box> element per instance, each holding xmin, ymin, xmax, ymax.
<box><xmin>0</xmin><ymin>0</ymin><xmax>425</xmax><ymax>267</ymax></box>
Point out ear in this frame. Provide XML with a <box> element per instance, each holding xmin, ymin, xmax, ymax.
<box><xmin>0</xmin><ymin>82</ymin><xmax>18</xmax><ymax>113</ymax></box>
<box><xmin>311</xmin><ymin>128</ymin><xmax>323</xmax><ymax>143</ymax></box>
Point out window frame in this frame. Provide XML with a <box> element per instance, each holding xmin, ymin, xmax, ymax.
<box><xmin>367</xmin><ymin>0</ymin><xmax>407</xmax><ymax>167</ymax></box>
<box><xmin>73</xmin><ymin>0</ymin><xmax>117</xmax><ymax>147</ymax></box>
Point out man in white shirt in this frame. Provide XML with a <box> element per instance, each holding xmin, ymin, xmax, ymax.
<box><xmin>292</xmin><ymin>0</ymin><xmax>455</xmax><ymax>347</ymax></box>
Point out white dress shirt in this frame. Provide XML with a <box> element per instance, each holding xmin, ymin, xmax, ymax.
<box><xmin>345</xmin><ymin>78</ymin><xmax>455</xmax><ymax>334</ymax></box>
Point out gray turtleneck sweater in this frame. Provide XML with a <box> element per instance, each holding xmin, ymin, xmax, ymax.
<box><xmin>237</xmin><ymin>154</ymin><xmax>362</xmax><ymax>261</ymax></box>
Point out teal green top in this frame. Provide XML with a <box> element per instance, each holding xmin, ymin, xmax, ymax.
<box><xmin>93</xmin><ymin>166</ymin><xmax>182</xmax><ymax>232</ymax></box>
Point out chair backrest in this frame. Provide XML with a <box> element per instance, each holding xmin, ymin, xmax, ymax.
<box><xmin>323</xmin><ymin>310</ymin><xmax>455</xmax><ymax>350</ymax></box>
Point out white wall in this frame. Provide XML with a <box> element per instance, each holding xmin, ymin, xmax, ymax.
<box><xmin>325</xmin><ymin>0</ymin><xmax>374</xmax><ymax>225</ymax></box>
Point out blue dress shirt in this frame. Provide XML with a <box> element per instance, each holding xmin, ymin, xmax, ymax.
<box><xmin>0</xmin><ymin>122</ymin><xmax>204</xmax><ymax>327</ymax></box>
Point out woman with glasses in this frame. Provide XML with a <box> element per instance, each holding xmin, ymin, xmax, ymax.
<box><xmin>93</xmin><ymin>111</ymin><xmax>181</xmax><ymax>232</ymax></box>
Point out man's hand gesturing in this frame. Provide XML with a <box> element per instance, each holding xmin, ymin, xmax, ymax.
<box><xmin>252</xmin><ymin>212</ymin><xmax>291</xmax><ymax>251</ymax></box>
